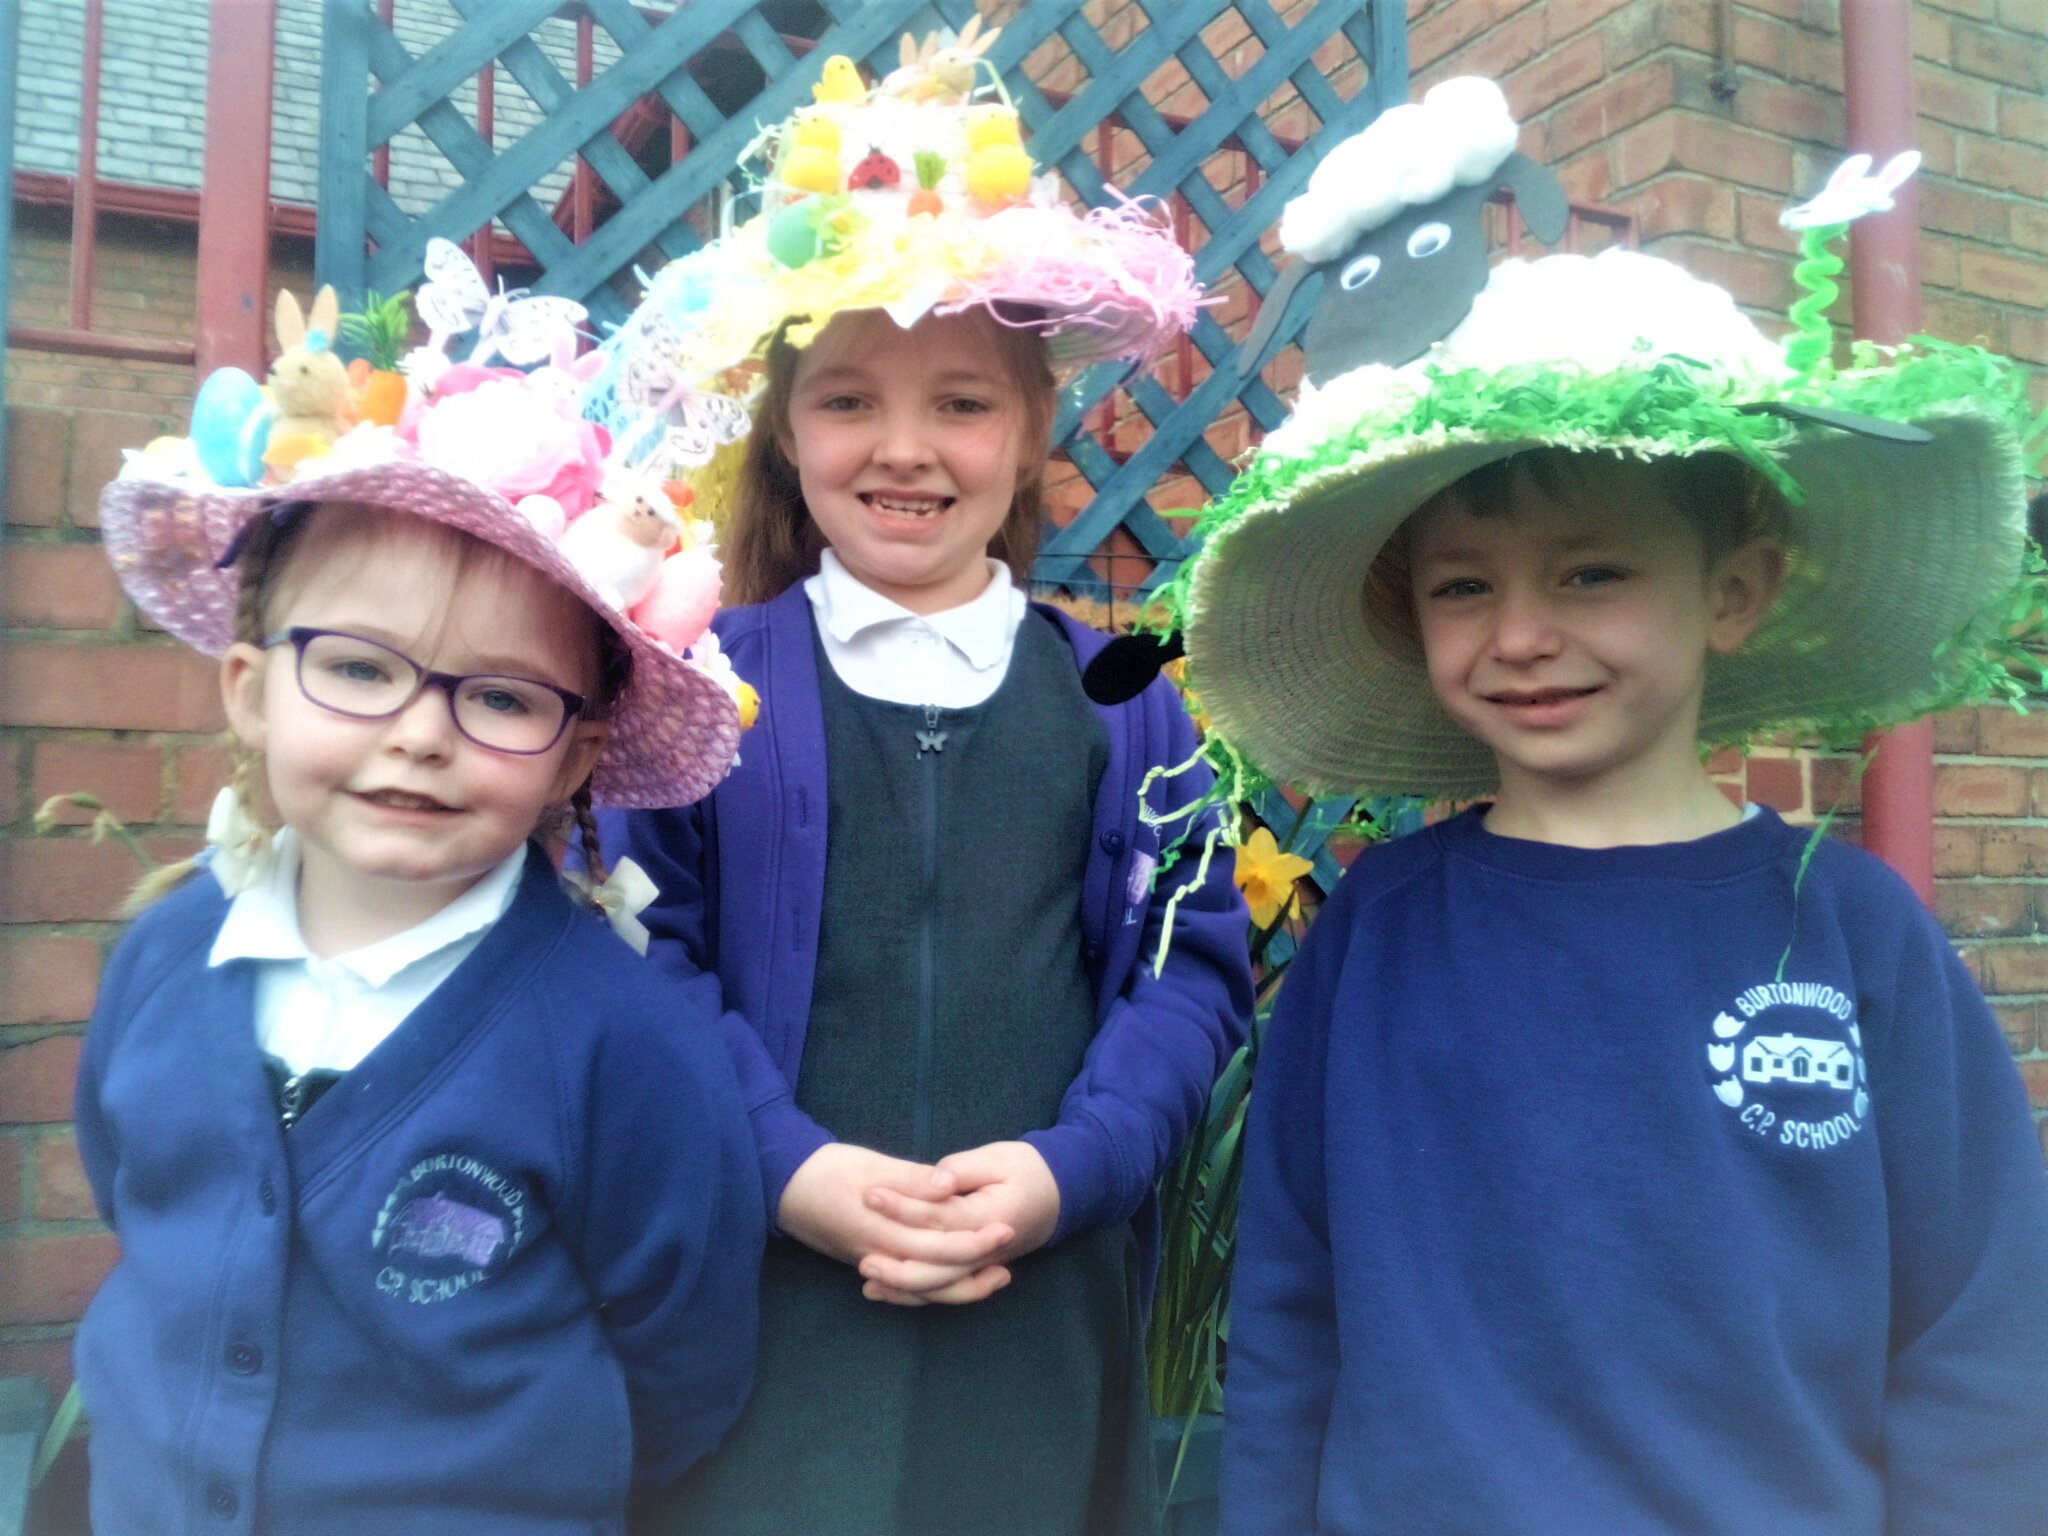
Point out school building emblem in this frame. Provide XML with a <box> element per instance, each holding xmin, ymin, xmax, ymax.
<box><xmin>371</xmin><ymin>1152</ymin><xmax>528</xmax><ymax>1304</ymax></box>
<box><xmin>1703</xmin><ymin>981</ymin><xmax>1868</xmax><ymax>1152</ymax></box>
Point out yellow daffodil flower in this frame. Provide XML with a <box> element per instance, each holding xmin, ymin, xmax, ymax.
<box><xmin>1234</xmin><ymin>826</ymin><xmax>1314</xmax><ymax>929</ymax></box>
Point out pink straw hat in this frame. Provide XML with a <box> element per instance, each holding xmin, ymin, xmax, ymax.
<box><xmin>102</xmin><ymin>447</ymin><xmax>743</xmax><ymax>810</ymax></box>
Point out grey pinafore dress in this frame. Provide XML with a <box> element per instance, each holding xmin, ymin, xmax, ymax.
<box><xmin>653</xmin><ymin>611</ymin><xmax>1155</xmax><ymax>1536</ymax></box>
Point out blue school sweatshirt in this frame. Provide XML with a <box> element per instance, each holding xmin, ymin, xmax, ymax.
<box><xmin>1223</xmin><ymin>807</ymin><xmax>2048</xmax><ymax>1536</ymax></box>
<box><xmin>73</xmin><ymin>846</ymin><xmax>764</xmax><ymax>1536</ymax></box>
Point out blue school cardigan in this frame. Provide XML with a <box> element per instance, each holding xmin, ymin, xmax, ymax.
<box><xmin>73</xmin><ymin>848</ymin><xmax>764</xmax><ymax>1536</ymax></box>
<box><xmin>604</xmin><ymin>585</ymin><xmax>1255</xmax><ymax>1269</ymax></box>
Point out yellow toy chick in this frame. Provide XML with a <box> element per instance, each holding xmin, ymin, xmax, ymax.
<box><xmin>965</xmin><ymin>105</ymin><xmax>1032</xmax><ymax>207</ymax></box>
<box><xmin>783</xmin><ymin>111</ymin><xmax>844</xmax><ymax>195</ymax></box>
<box><xmin>812</xmin><ymin>54</ymin><xmax>865</xmax><ymax>104</ymax></box>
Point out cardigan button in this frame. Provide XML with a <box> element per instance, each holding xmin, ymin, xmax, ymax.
<box><xmin>1083</xmin><ymin>940</ymin><xmax>1102</xmax><ymax>962</ymax></box>
<box><xmin>206</xmin><ymin>1481</ymin><xmax>238</xmax><ymax>1518</ymax></box>
<box><xmin>258</xmin><ymin>1178</ymin><xmax>277</xmax><ymax>1215</ymax></box>
<box><xmin>227</xmin><ymin>1342</ymin><xmax>262</xmax><ymax>1376</ymax></box>
<box><xmin>1099</xmin><ymin>829</ymin><xmax>1125</xmax><ymax>855</ymax></box>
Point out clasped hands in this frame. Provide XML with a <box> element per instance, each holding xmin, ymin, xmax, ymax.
<box><xmin>777</xmin><ymin>1140</ymin><xmax>1060</xmax><ymax>1307</ymax></box>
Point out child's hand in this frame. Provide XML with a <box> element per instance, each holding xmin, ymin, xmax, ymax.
<box><xmin>778</xmin><ymin>1142</ymin><xmax>1013</xmax><ymax>1276</ymax></box>
<box><xmin>857</xmin><ymin>1140</ymin><xmax>1060</xmax><ymax>1306</ymax></box>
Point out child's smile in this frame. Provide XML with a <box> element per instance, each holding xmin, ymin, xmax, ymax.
<box><xmin>859</xmin><ymin>490</ymin><xmax>953</xmax><ymax>519</ymax></box>
<box><xmin>1480</xmin><ymin>682</ymin><xmax>1605</xmax><ymax>729</ymax></box>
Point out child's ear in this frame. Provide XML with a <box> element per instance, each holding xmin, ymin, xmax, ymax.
<box><xmin>220</xmin><ymin>642</ymin><xmax>271</xmax><ymax>750</ymax></box>
<box><xmin>1706</xmin><ymin>537</ymin><xmax>1787</xmax><ymax>655</ymax></box>
<box><xmin>549</xmin><ymin>719</ymin><xmax>611</xmax><ymax>807</ymax></box>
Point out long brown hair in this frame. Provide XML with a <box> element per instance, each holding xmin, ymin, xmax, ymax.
<box><xmin>722</xmin><ymin>308</ymin><xmax>1058</xmax><ymax>604</ymax></box>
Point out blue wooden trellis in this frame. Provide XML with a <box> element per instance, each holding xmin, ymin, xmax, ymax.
<box><xmin>315</xmin><ymin>0</ymin><xmax>1411</xmax><ymax>880</ymax></box>
<box><xmin>316</xmin><ymin>0</ymin><xmax>1407</xmax><ymax>578</ymax></box>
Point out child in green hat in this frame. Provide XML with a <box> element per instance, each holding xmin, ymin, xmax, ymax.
<box><xmin>1176</xmin><ymin>84</ymin><xmax>2048</xmax><ymax>1536</ymax></box>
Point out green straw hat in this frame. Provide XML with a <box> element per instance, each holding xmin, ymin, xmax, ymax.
<box><xmin>1169</xmin><ymin>152</ymin><xmax>2040</xmax><ymax>803</ymax></box>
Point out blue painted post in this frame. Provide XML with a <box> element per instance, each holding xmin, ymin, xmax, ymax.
<box><xmin>0</xmin><ymin>0</ymin><xmax>18</xmax><ymax>485</ymax></box>
<box><xmin>316</xmin><ymin>0</ymin><xmax>372</xmax><ymax>307</ymax></box>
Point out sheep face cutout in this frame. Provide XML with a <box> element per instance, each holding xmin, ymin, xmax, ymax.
<box><xmin>1299</xmin><ymin>153</ymin><xmax>1569</xmax><ymax>383</ymax></box>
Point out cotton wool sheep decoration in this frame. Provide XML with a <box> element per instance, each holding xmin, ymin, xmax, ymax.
<box><xmin>1238</xmin><ymin>76</ymin><xmax>1568</xmax><ymax>386</ymax></box>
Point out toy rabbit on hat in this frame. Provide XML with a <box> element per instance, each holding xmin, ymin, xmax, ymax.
<box><xmin>1121</xmin><ymin>75</ymin><xmax>2040</xmax><ymax>811</ymax></box>
<box><xmin>102</xmin><ymin>247</ymin><xmax>753</xmax><ymax>934</ymax></box>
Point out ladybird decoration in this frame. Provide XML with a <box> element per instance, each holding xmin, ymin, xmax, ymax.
<box><xmin>849</xmin><ymin>147</ymin><xmax>902</xmax><ymax>192</ymax></box>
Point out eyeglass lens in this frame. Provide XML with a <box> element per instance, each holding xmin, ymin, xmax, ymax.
<box><xmin>294</xmin><ymin>631</ymin><xmax>571</xmax><ymax>754</ymax></box>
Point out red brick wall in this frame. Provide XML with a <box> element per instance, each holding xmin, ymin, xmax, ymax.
<box><xmin>2</xmin><ymin>210</ymin><xmax>318</xmax><ymax>1416</ymax></box>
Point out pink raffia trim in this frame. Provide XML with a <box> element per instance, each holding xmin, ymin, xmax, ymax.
<box><xmin>940</xmin><ymin>193</ymin><xmax>1206</xmax><ymax>366</ymax></box>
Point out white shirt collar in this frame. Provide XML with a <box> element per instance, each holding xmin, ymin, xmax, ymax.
<box><xmin>208</xmin><ymin>828</ymin><xmax>528</xmax><ymax>987</ymax></box>
<box><xmin>806</xmin><ymin>549</ymin><xmax>1023</xmax><ymax>672</ymax></box>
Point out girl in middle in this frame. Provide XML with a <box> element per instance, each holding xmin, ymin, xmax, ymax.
<box><xmin>594</xmin><ymin>41</ymin><xmax>1254</xmax><ymax>1536</ymax></box>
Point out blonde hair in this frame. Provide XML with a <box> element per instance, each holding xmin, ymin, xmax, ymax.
<box><xmin>1361</xmin><ymin>448</ymin><xmax>1789</xmax><ymax>656</ymax></box>
<box><xmin>722</xmin><ymin>309</ymin><xmax>1058</xmax><ymax>605</ymax></box>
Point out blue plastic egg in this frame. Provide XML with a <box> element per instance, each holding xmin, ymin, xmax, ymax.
<box><xmin>189</xmin><ymin>368</ymin><xmax>274</xmax><ymax>486</ymax></box>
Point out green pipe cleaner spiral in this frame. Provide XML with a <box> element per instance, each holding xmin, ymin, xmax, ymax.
<box><xmin>1784</xmin><ymin>223</ymin><xmax>1848</xmax><ymax>377</ymax></box>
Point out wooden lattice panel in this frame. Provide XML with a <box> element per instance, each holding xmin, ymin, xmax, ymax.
<box><xmin>317</xmin><ymin>0</ymin><xmax>1407</xmax><ymax>572</ymax></box>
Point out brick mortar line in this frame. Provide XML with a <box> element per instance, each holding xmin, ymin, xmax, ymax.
<box><xmin>0</xmin><ymin>1218</ymin><xmax>109</xmax><ymax>1237</ymax></box>
<box><xmin>0</xmin><ymin>1322</ymin><xmax>84</xmax><ymax>1341</ymax></box>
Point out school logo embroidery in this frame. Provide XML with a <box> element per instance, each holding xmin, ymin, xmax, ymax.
<box><xmin>371</xmin><ymin>1153</ymin><xmax>527</xmax><ymax>1304</ymax></box>
<box><xmin>1703</xmin><ymin>981</ymin><xmax>1868</xmax><ymax>1151</ymax></box>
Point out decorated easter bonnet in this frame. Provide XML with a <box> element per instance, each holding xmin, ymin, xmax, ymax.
<box><xmin>99</xmin><ymin>264</ymin><xmax>747</xmax><ymax>810</ymax></box>
<box><xmin>580</xmin><ymin>19</ymin><xmax>1203</xmax><ymax>470</ymax></box>
<box><xmin>1158</xmin><ymin>76</ymin><xmax>2040</xmax><ymax>803</ymax></box>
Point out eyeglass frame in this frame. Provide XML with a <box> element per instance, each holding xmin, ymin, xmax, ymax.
<box><xmin>261</xmin><ymin>626</ymin><xmax>589</xmax><ymax>756</ymax></box>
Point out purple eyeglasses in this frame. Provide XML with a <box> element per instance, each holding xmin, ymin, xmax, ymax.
<box><xmin>264</xmin><ymin>627</ymin><xmax>587</xmax><ymax>755</ymax></box>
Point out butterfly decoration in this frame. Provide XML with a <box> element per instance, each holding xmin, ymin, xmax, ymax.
<box><xmin>414</xmin><ymin>237</ymin><xmax>588</xmax><ymax>368</ymax></box>
<box><xmin>1780</xmin><ymin>151</ymin><xmax>1920</xmax><ymax>232</ymax></box>
<box><xmin>612</xmin><ymin>312</ymin><xmax>753</xmax><ymax>470</ymax></box>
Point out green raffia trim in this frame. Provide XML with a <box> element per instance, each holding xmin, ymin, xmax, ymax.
<box><xmin>1151</xmin><ymin>822</ymin><xmax>1222</xmax><ymax>977</ymax></box>
<box><xmin>1775</xmin><ymin>746</ymin><xmax>1880</xmax><ymax>983</ymax></box>
<box><xmin>1154</xmin><ymin>339</ymin><xmax>2047</xmax><ymax>797</ymax></box>
<box><xmin>1784</xmin><ymin>223</ymin><xmax>1848</xmax><ymax>377</ymax></box>
<box><xmin>1137</xmin><ymin>742</ymin><xmax>1236</xmax><ymax>976</ymax></box>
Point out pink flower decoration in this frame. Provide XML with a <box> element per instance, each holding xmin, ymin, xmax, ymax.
<box><xmin>411</xmin><ymin>376</ymin><xmax>611</xmax><ymax>518</ymax></box>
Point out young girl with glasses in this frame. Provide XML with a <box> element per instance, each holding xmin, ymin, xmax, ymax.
<box><xmin>75</xmin><ymin>365</ymin><xmax>765</xmax><ymax>1532</ymax></box>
